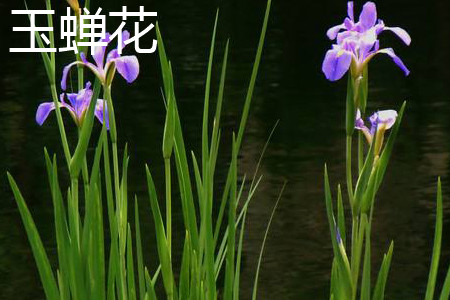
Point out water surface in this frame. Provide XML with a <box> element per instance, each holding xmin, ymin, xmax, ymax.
<box><xmin>1</xmin><ymin>0</ymin><xmax>450</xmax><ymax>299</ymax></box>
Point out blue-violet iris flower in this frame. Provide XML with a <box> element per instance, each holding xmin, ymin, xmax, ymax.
<box><xmin>36</xmin><ymin>82</ymin><xmax>109</xmax><ymax>129</ymax></box>
<box><xmin>322</xmin><ymin>1</ymin><xmax>411</xmax><ymax>81</ymax></box>
<box><xmin>61</xmin><ymin>31</ymin><xmax>139</xmax><ymax>90</ymax></box>
<box><xmin>355</xmin><ymin>108</ymin><xmax>397</xmax><ymax>155</ymax></box>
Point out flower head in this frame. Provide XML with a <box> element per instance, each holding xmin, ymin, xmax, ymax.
<box><xmin>61</xmin><ymin>31</ymin><xmax>139</xmax><ymax>90</ymax></box>
<box><xmin>36</xmin><ymin>82</ymin><xmax>109</xmax><ymax>129</ymax></box>
<box><xmin>322</xmin><ymin>1</ymin><xmax>411</xmax><ymax>81</ymax></box>
<box><xmin>355</xmin><ymin>108</ymin><xmax>397</xmax><ymax>155</ymax></box>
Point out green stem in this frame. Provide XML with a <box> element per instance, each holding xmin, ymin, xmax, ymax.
<box><xmin>76</xmin><ymin>128</ymin><xmax>89</xmax><ymax>195</ymax></box>
<box><xmin>50</xmin><ymin>83</ymin><xmax>71</xmax><ymax>167</ymax></box>
<box><xmin>104</xmin><ymin>85</ymin><xmax>127</xmax><ymax>299</ymax></box>
<box><xmin>358</xmin><ymin>132</ymin><xmax>363</xmax><ymax>174</ymax></box>
<box><xmin>70</xmin><ymin>178</ymin><xmax>80</xmax><ymax>246</ymax></box>
<box><xmin>346</xmin><ymin>135</ymin><xmax>354</xmax><ymax>207</ymax></box>
<box><xmin>165</xmin><ymin>158</ymin><xmax>172</xmax><ymax>256</ymax></box>
<box><xmin>104</xmin><ymin>86</ymin><xmax>120</xmax><ymax>202</ymax></box>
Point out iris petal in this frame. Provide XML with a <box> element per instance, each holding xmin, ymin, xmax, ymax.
<box><xmin>121</xmin><ymin>30</ymin><xmax>130</xmax><ymax>50</ymax></box>
<box><xmin>358</xmin><ymin>2</ymin><xmax>377</xmax><ymax>31</ymax></box>
<box><xmin>327</xmin><ymin>24</ymin><xmax>346</xmax><ymax>40</ymax></box>
<box><xmin>36</xmin><ymin>102</ymin><xmax>56</xmax><ymax>125</ymax></box>
<box><xmin>92</xmin><ymin>33</ymin><xmax>111</xmax><ymax>70</ymax></box>
<box><xmin>66</xmin><ymin>93</ymin><xmax>78</xmax><ymax>110</ymax></box>
<box><xmin>347</xmin><ymin>1</ymin><xmax>354</xmax><ymax>21</ymax></box>
<box><xmin>106</xmin><ymin>49</ymin><xmax>120</xmax><ymax>64</ymax></box>
<box><xmin>384</xmin><ymin>26</ymin><xmax>411</xmax><ymax>45</ymax></box>
<box><xmin>114</xmin><ymin>55</ymin><xmax>140</xmax><ymax>83</ymax></box>
<box><xmin>377</xmin><ymin>110</ymin><xmax>397</xmax><ymax>129</ymax></box>
<box><xmin>322</xmin><ymin>47</ymin><xmax>353</xmax><ymax>81</ymax></box>
<box><xmin>377</xmin><ymin>48</ymin><xmax>410</xmax><ymax>76</ymax></box>
<box><xmin>95</xmin><ymin>99</ymin><xmax>109</xmax><ymax>129</ymax></box>
<box><xmin>61</xmin><ymin>61</ymin><xmax>78</xmax><ymax>90</ymax></box>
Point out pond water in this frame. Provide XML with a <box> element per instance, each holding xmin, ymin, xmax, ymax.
<box><xmin>1</xmin><ymin>0</ymin><xmax>450</xmax><ymax>299</ymax></box>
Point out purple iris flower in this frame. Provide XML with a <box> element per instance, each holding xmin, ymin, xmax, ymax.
<box><xmin>61</xmin><ymin>31</ymin><xmax>139</xmax><ymax>90</ymax></box>
<box><xmin>36</xmin><ymin>82</ymin><xmax>109</xmax><ymax>129</ymax></box>
<box><xmin>355</xmin><ymin>108</ymin><xmax>397</xmax><ymax>144</ymax></box>
<box><xmin>322</xmin><ymin>1</ymin><xmax>411</xmax><ymax>81</ymax></box>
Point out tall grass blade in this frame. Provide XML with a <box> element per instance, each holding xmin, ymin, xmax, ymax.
<box><xmin>425</xmin><ymin>177</ymin><xmax>443</xmax><ymax>300</ymax></box>
<box><xmin>7</xmin><ymin>173</ymin><xmax>60</xmax><ymax>300</ymax></box>
<box><xmin>372</xmin><ymin>241</ymin><xmax>394</xmax><ymax>300</ymax></box>
<box><xmin>252</xmin><ymin>182</ymin><xmax>285</xmax><ymax>300</ymax></box>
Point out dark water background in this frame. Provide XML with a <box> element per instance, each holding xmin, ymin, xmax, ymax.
<box><xmin>1</xmin><ymin>0</ymin><xmax>450</xmax><ymax>299</ymax></box>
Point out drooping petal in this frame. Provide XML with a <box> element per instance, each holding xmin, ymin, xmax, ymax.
<box><xmin>358</xmin><ymin>2</ymin><xmax>377</xmax><ymax>31</ymax></box>
<box><xmin>384</xmin><ymin>26</ymin><xmax>411</xmax><ymax>45</ymax></box>
<box><xmin>322</xmin><ymin>47</ymin><xmax>353</xmax><ymax>81</ymax></box>
<box><xmin>376</xmin><ymin>109</ymin><xmax>397</xmax><ymax>130</ymax></box>
<box><xmin>61</xmin><ymin>61</ymin><xmax>79</xmax><ymax>90</ymax></box>
<box><xmin>95</xmin><ymin>99</ymin><xmax>109</xmax><ymax>129</ymax></box>
<box><xmin>113</xmin><ymin>55</ymin><xmax>140</xmax><ymax>83</ymax></box>
<box><xmin>376</xmin><ymin>48</ymin><xmax>410</xmax><ymax>76</ymax></box>
<box><xmin>327</xmin><ymin>24</ymin><xmax>346</xmax><ymax>40</ymax></box>
<box><xmin>36</xmin><ymin>102</ymin><xmax>55</xmax><ymax>125</ymax></box>
<box><xmin>347</xmin><ymin>1</ymin><xmax>354</xmax><ymax>21</ymax></box>
<box><xmin>92</xmin><ymin>32</ymin><xmax>111</xmax><ymax>70</ymax></box>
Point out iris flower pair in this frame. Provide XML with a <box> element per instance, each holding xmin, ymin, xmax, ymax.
<box><xmin>36</xmin><ymin>31</ymin><xmax>139</xmax><ymax>129</ymax></box>
<box><xmin>322</xmin><ymin>1</ymin><xmax>411</xmax><ymax>81</ymax></box>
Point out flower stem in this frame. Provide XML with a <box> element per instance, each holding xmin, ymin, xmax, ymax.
<box><xmin>358</xmin><ymin>132</ymin><xmax>363</xmax><ymax>174</ymax></box>
<box><xmin>104</xmin><ymin>85</ymin><xmax>128</xmax><ymax>299</ymax></box>
<box><xmin>50</xmin><ymin>83</ymin><xmax>71</xmax><ymax>168</ymax></box>
<box><xmin>346</xmin><ymin>135</ymin><xmax>354</xmax><ymax>207</ymax></box>
<box><xmin>104</xmin><ymin>86</ymin><xmax>120</xmax><ymax>203</ymax></box>
<box><xmin>70</xmin><ymin>177</ymin><xmax>80</xmax><ymax>246</ymax></box>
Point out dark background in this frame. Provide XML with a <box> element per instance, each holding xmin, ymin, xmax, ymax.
<box><xmin>1</xmin><ymin>0</ymin><xmax>450</xmax><ymax>299</ymax></box>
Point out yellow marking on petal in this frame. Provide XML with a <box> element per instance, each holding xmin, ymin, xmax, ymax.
<box><xmin>336</xmin><ymin>49</ymin><xmax>346</xmax><ymax>57</ymax></box>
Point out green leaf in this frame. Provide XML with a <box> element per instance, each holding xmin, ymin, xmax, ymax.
<box><xmin>43</xmin><ymin>150</ymin><xmax>70</xmax><ymax>299</ymax></box>
<box><xmin>145</xmin><ymin>165</ymin><xmax>176</xmax><ymax>298</ymax></box>
<box><xmin>336</xmin><ymin>185</ymin><xmax>346</xmax><ymax>245</ymax></box>
<box><xmin>179</xmin><ymin>231</ymin><xmax>191</xmax><ymax>299</ymax></box>
<box><xmin>162</xmin><ymin>74</ymin><xmax>175</xmax><ymax>159</ymax></box>
<box><xmin>324</xmin><ymin>166</ymin><xmax>352</xmax><ymax>299</ymax></box>
<box><xmin>156</xmin><ymin>23</ymin><xmax>200</xmax><ymax>251</ymax></box>
<box><xmin>375</xmin><ymin>102</ymin><xmax>406</xmax><ymax>192</ymax></box>
<box><xmin>7</xmin><ymin>173</ymin><xmax>60</xmax><ymax>300</ymax></box>
<box><xmin>234</xmin><ymin>207</ymin><xmax>248</xmax><ymax>300</ymax></box>
<box><xmin>224</xmin><ymin>135</ymin><xmax>237</xmax><ymax>299</ymax></box>
<box><xmin>361</xmin><ymin>223</ymin><xmax>371</xmax><ymax>300</ymax></box>
<box><xmin>425</xmin><ymin>178</ymin><xmax>443</xmax><ymax>300</ymax></box>
<box><xmin>70</xmin><ymin>79</ymin><xmax>102</xmax><ymax>178</ymax></box>
<box><xmin>439</xmin><ymin>263</ymin><xmax>450</xmax><ymax>300</ymax></box>
<box><xmin>372</xmin><ymin>241</ymin><xmax>394</xmax><ymax>300</ymax></box>
<box><xmin>127</xmin><ymin>224</ymin><xmax>137</xmax><ymax>300</ymax></box>
<box><xmin>134</xmin><ymin>197</ymin><xmax>146</xmax><ymax>300</ymax></box>
<box><xmin>201</xmin><ymin>9</ymin><xmax>219</xmax><ymax>175</ymax></box>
